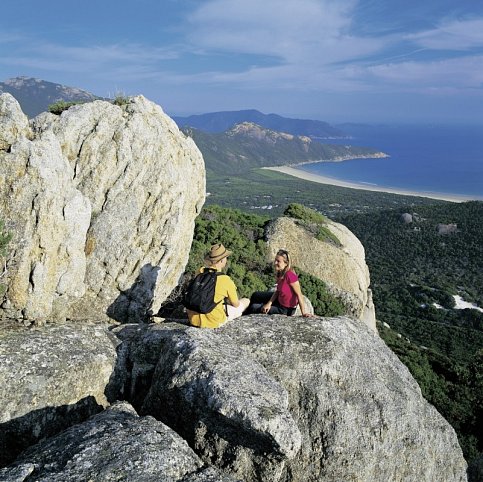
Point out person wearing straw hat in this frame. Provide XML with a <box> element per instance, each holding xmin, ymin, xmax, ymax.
<box><xmin>187</xmin><ymin>243</ymin><xmax>250</xmax><ymax>328</ymax></box>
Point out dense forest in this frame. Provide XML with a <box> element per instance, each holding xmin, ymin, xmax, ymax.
<box><xmin>205</xmin><ymin>168</ymin><xmax>445</xmax><ymax>216</ymax></box>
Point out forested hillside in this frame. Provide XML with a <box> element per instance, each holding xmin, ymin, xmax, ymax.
<box><xmin>182</xmin><ymin>124</ymin><xmax>386</xmax><ymax>175</ymax></box>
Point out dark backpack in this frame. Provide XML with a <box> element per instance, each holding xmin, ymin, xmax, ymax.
<box><xmin>183</xmin><ymin>269</ymin><xmax>223</xmax><ymax>314</ymax></box>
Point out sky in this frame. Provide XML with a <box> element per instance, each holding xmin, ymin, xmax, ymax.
<box><xmin>1</xmin><ymin>0</ymin><xmax>482</xmax><ymax>124</ymax></box>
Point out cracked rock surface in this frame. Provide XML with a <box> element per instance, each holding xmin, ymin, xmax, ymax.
<box><xmin>0</xmin><ymin>93</ymin><xmax>205</xmax><ymax>323</ymax></box>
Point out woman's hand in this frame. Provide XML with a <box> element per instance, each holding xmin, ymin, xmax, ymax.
<box><xmin>261</xmin><ymin>302</ymin><xmax>272</xmax><ymax>314</ymax></box>
<box><xmin>302</xmin><ymin>312</ymin><xmax>314</xmax><ymax>318</ymax></box>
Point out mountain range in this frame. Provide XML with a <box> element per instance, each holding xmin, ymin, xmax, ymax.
<box><xmin>0</xmin><ymin>76</ymin><xmax>386</xmax><ymax>173</ymax></box>
<box><xmin>0</xmin><ymin>77</ymin><xmax>100</xmax><ymax>117</ymax></box>
<box><xmin>174</xmin><ymin>109</ymin><xmax>346</xmax><ymax>138</ymax></box>
<box><xmin>1</xmin><ymin>77</ymin><xmax>347</xmax><ymax>139</ymax></box>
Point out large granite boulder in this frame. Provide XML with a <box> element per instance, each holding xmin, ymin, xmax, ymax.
<box><xmin>265</xmin><ymin>216</ymin><xmax>376</xmax><ymax>330</ymax></box>
<box><xmin>0</xmin><ymin>93</ymin><xmax>205</xmax><ymax>323</ymax></box>
<box><xmin>0</xmin><ymin>322</ymin><xmax>123</xmax><ymax>466</ymax></box>
<box><xmin>119</xmin><ymin>316</ymin><xmax>466</xmax><ymax>482</ymax></box>
<box><xmin>0</xmin><ymin>402</ymin><xmax>239</xmax><ymax>482</ymax></box>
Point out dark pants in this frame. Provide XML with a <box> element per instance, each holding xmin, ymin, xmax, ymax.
<box><xmin>245</xmin><ymin>291</ymin><xmax>296</xmax><ymax>316</ymax></box>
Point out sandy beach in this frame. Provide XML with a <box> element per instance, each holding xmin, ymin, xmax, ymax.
<box><xmin>264</xmin><ymin>166</ymin><xmax>483</xmax><ymax>203</ymax></box>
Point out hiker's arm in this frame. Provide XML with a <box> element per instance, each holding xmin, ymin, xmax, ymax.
<box><xmin>290</xmin><ymin>281</ymin><xmax>312</xmax><ymax>317</ymax></box>
<box><xmin>226</xmin><ymin>279</ymin><xmax>240</xmax><ymax>307</ymax></box>
<box><xmin>261</xmin><ymin>291</ymin><xmax>279</xmax><ymax>313</ymax></box>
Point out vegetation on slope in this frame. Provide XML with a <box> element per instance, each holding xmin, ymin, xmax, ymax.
<box><xmin>161</xmin><ymin>204</ymin><xmax>346</xmax><ymax>318</ymax></box>
<box><xmin>284</xmin><ymin>203</ymin><xmax>341</xmax><ymax>246</ymax></box>
<box><xmin>205</xmin><ymin>168</ymin><xmax>442</xmax><ymax>217</ymax></box>
<box><xmin>183</xmin><ymin>125</ymin><xmax>386</xmax><ymax>175</ymax></box>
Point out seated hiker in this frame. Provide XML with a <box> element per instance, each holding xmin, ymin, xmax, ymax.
<box><xmin>185</xmin><ymin>243</ymin><xmax>250</xmax><ymax>328</ymax></box>
<box><xmin>246</xmin><ymin>249</ymin><xmax>312</xmax><ymax>317</ymax></box>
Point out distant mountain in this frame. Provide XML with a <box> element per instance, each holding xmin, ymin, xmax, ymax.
<box><xmin>182</xmin><ymin>122</ymin><xmax>387</xmax><ymax>175</ymax></box>
<box><xmin>0</xmin><ymin>77</ymin><xmax>100</xmax><ymax>117</ymax></box>
<box><xmin>174</xmin><ymin>109</ymin><xmax>347</xmax><ymax>139</ymax></box>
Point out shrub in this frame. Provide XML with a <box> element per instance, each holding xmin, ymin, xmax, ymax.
<box><xmin>284</xmin><ymin>203</ymin><xmax>341</xmax><ymax>246</ymax></box>
<box><xmin>297</xmin><ymin>270</ymin><xmax>346</xmax><ymax>316</ymax></box>
<box><xmin>284</xmin><ymin>202</ymin><xmax>326</xmax><ymax>224</ymax></box>
<box><xmin>112</xmin><ymin>94</ymin><xmax>131</xmax><ymax>106</ymax></box>
<box><xmin>48</xmin><ymin>100</ymin><xmax>85</xmax><ymax>115</ymax></box>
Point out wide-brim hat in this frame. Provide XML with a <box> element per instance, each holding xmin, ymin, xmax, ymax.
<box><xmin>205</xmin><ymin>243</ymin><xmax>232</xmax><ymax>263</ymax></box>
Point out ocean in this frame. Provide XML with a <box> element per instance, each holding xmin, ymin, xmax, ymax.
<box><xmin>298</xmin><ymin>125</ymin><xmax>483</xmax><ymax>198</ymax></box>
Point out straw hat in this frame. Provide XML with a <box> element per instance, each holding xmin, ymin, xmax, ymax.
<box><xmin>205</xmin><ymin>243</ymin><xmax>232</xmax><ymax>263</ymax></box>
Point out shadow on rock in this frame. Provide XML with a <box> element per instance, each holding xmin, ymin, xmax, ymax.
<box><xmin>107</xmin><ymin>264</ymin><xmax>160</xmax><ymax>323</ymax></box>
<box><xmin>0</xmin><ymin>396</ymin><xmax>103</xmax><ymax>468</ymax></box>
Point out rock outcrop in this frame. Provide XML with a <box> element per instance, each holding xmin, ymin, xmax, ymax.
<box><xmin>0</xmin><ymin>316</ymin><xmax>467</xmax><ymax>481</ymax></box>
<box><xmin>0</xmin><ymin>322</ymin><xmax>123</xmax><ymax>466</ymax></box>
<box><xmin>0</xmin><ymin>93</ymin><xmax>205</xmax><ymax>323</ymax></box>
<box><xmin>401</xmin><ymin>212</ymin><xmax>413</xmax><ymax>223</ymax></box>
<box><xmin>437</xmin><ymin>223</ymin><xmax>458</xmax><ymax>235</ymax></box>
<box><xmin>117</xmin><ymin>317</ymin><xmax>466</xmax><ymax>482</ymax></box>
<box><xmin>0</xmin><ymin>402</ymin><xmax>239</xmax><ymax>482</ymax></box>
<box><xmin>265</xmin><ymin>216</ymin><xmax>376</xmax><ymax>330</ymax></box>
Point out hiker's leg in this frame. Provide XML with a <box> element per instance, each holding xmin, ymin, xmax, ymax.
<box><xmin>250</xmin><ymin>291</ymin><xmax>274</xmax><ymax>304</ymax></box>
<box><xmin>268</xmin><ymin>302</ymin><xmax>291</xmax><ymax>315</ymax></box>
<box><xmin>227</xmin><ymin>298</ymin><xmax>250</xmax><ymax>321</ymax></box>
<box><xmin>245</xmin><ymin>302</ymin><xmax>262</xmax><ymax>314</ymax></box>
<box><xmin>245</xmin><ymin>291</ymin><xmax>274</xmax><ymax>314</ymax></box>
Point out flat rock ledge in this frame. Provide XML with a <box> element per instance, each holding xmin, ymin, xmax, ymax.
<box><xmin>0</xmin><ymin>322</ymin><xmax>123</xmax><ymax>467</ymax></box>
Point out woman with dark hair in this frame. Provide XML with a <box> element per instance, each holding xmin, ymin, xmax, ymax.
<box><xmin>246</xmin><ymin>249</ymin><xmax>312</xmax><ymax>317</ymax></box>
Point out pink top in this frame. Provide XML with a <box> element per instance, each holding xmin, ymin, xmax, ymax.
<box><xmin>277</xmin><ymin>271</ymin><xmax>299</xmax><ymax>308</ymax></box>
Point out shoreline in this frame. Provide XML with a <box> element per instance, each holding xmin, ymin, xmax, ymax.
<box><xmin>264</xmin><ymin>166</ymin><xmax>483</xmax><ymax>203</ymax></box>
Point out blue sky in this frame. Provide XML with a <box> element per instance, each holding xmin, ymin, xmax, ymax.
<box><xmin>1</xmin><ymin>0</ymin><xmax>482</xmax><ymax>124</ymax></box>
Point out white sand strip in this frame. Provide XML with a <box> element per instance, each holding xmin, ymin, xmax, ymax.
<box><xmin>453</xmin><ymin>295</ymin><xmax>483</xmax><ymax>313</ymax></box>
<box><xmin>264</xmin><ymin>166</ymin><xmax>483</xmax><ymax>203</ymax></box>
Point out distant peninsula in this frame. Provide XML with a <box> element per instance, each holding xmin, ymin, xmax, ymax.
<box><xmin>182</xmin><ymin>122</ymin><xmax>388</xmax><ymax>176</ymax></box>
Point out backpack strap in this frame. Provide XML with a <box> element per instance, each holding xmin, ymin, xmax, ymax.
<box><xmin>199</xmin><ymin>268</ymin><xmax>230</xmax><ymax>316</ymax></box>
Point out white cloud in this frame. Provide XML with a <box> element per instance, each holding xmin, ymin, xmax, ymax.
<box><xmin>407</xmin><ymin>18</ymin><xmax>483</xmax><ymax>50</ymax></box>
<box><xmin>0</xmin><ymin>40</ymin><xmax>180</xmax><ymax>82</ymax></box>
<box><xmin>2</xmin><ymin>3</ymin><xmax>482</xmax><ymax>105</ymax></box>
<box><xmin>187</xmin><ymin>0</ymin><xmax>381</xmax><ymax>63</ymax></box>
<box><xmin>366</xmin><ymin>55</ymin><xmax>483</xmax><ymax>92</ymax></box>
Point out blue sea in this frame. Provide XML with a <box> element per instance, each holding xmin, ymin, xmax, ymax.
<box><xmin>298</xmin><ymin>125</ymin><xmax>483</xmax><ymax>199</ymax></box>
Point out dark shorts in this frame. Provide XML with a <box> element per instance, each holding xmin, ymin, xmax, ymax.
<box><xmin>245</xmin><ymin>291</ymin><xmax>296</xmax><ymax>316</ymax></box>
